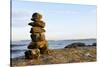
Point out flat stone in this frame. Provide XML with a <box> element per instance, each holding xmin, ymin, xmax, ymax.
<box><xmin>39</xmin><ymin>33</ymin><xmax>45</xmax><ymax>41</ymax></box>
<box><xmin>28</xmin><ymin>21</ymin><xmax>45</xmax><ymax>28</ymax></box>
<box><xmin>31</xmin><ymin>13</ymin><xmax>42</xmax><ymax>22</ymax></box>
<box><xmin>30</xmin><ymin>33</ymin><xmax>45</xmax><ymax>41</ymax></box>
<box><xmin>28</xmin><ymin>40</ymin><xmax>48</xmax><ymax>49</ymax></box>
<box><xmin>30</xmin><ymin>33</ymin><xmax>40</xmax><ymax>42</ymax></box>
<box><xmin>37</xmin><ymin>40</ymin><xmax>48</xmax><ymax>48</ymax></box>
<box><xmin>30</xmin><ymin>27</ymin><xmax>45</xmax><ymax>33</ymax></box>
<box><xmin>27</xmin><ymin>42</ymin><xmax>37</xmax><ymax>49</ymax></box>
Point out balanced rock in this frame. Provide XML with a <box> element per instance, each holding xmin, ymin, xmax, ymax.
<box><xmin>25</xmin><ymin>12</ymin><xmax>48</xmax><ymax>59</ymax></box>
<box><xmin>28</xmin><ymin>40</ymin><xmax>48</xmax><ymax>49</ymax></box>
<box><xmin>25</xmin><ymin>49</ymin><xmax>40</xmax><ymax>59</ymax></box>
<box><xmin>30</xmin><ymin>33</ymin><xmax>45</xmax><ymax>42</ymax></box>
<box><xmin>30</xmin><ymin>33</ymin><xmax>40</xmax><ymax>42</ymax></box>
<box><xmin>27</xmin><ymin>42</ymin><xmax>37</xmax><ymax>49</ymax></box>
<box><xmin>39</xmin><ymin>33</ymin><xmax>45</xmax><ymax>41</ymax></box>
<box><xmin>30</xmin><ymin>27</ymin><xmax>45</xmax><ymax>33</ymax></box>
<box><xmin>31</xmin><ymin>13</ymin><xmax>42</xmax><ymax>21</ymax></box>
<box><xmin>28</xmin><ymin>21</ymin><xmax>45</xmax><ymax>28</ymax></box>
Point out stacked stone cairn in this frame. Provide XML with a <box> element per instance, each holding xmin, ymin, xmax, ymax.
<box><xmin>25</xmin><ymin>13</ymin><xmax>48</xmax><ymax>59</ymax></box>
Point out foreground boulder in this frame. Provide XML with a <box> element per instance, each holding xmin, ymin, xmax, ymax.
<box><xmin>64</xmin><ymin>42</ymin><xmax>86</xmax><ymax>48</ymax></box>
<box><xmin>24</xmin><ymin>49</ymin><xmax>40</xmax><ymax>59</ymax></box>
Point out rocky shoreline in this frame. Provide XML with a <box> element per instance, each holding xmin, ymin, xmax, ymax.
<box><xmin>11</xmin><ymin>45</ymin><xmax>96</xmax><ymax>67</ymax></box>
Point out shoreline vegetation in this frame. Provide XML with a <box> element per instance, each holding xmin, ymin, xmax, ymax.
<box><xmin>11</xmin><ymin>42</ymin><xmax>96</xmax><ymax>66</ymax></box>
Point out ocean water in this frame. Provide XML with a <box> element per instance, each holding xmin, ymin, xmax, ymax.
<box><xmin>11</xmin><ymin>39</ymin><xmax>96</xmax><ymax>58</ymax></box>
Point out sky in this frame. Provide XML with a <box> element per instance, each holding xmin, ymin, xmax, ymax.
<box><xmin>12</xmin><ymin>0</ymin><xmax>97</xmax><ymax>41</ymax></box>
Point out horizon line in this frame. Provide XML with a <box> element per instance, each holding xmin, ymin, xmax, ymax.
<box><xmin>11</xmin><ymin>38</ymin><xmax>96</xmax><ymax>41</ymax></box>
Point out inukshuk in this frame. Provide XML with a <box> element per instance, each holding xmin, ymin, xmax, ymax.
<box><xmin>25</xmin><ymin>13</ymin><xmax>48</xmax><ymax>59</ymax></box>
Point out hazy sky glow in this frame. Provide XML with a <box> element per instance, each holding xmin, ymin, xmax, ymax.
<box><xmin>12</xmin><ymin>0</ymin><xmax>97</xmax><ymax>41</ymax></box>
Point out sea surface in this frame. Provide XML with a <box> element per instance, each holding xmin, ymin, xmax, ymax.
<box><xmin>11</xmin><ymin>39</ymin><xmax>96</xmax><ymax>58</ymax></box>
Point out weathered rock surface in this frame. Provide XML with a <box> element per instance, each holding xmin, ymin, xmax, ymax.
<box><xmin>30</xmin><ymin>33</ymin><xmax>45</xmax><ymax>41</ymax></box>
<box><xmin>92</xmin><ymin>43</ymin><xmax>96</xmax><ymax>46</ymax></box>
<box><xmin>30</xmin><ymin>27</ymin><xmax>45</xmax><ymax>33</ymax></box>
<box><xmin>28</xmin><ymin>41</ymin><xmax>48</xmax><ymax>49</ymax></box>
<box><xmin>31</xmin><ymin>13</ymin><xmax>42</xmax><ymax>21</ymax></box>
<box><xmin>64</xmin><ymin>42</ymin><xmax>86</xmax><ymax>48</ymax></box>
<box><xmin>28</xmin><ymin>21</ymin><xmax>45</xmax><ymax>28</ymax></box>
<box><xmin>25</xmin><ymin>49</ymin><xmax>40</xmax><ymax>59</ymax></box>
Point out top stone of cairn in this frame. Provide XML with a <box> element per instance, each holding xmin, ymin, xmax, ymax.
<box><xmin>31</xmin><ymin>12</ymin><xmax>42</xmax><ymax>22</ymax></box>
